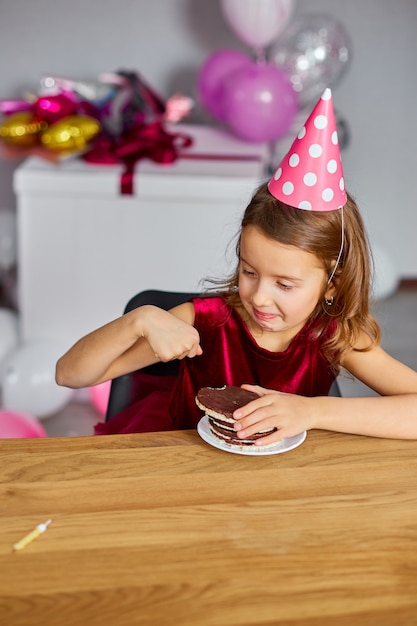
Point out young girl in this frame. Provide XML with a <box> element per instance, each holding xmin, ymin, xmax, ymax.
<box><xmin>56</xmin><ymin>91</ymin><xmax>417</xmax><ymax>442</ymax></box>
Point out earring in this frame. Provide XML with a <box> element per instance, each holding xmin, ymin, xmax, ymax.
<box><xmin>324</xmin><ymin>296</ymin><xmax>334</xmax><ymax>306</ymax></box>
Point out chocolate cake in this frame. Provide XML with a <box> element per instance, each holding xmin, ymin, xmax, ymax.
<box><xmin>195</xmin><ymin>385</ymin><xmax>277</xmax><ymax>449</ymax></box>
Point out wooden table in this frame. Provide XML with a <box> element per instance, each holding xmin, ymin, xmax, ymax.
<box><xmin>1</xmin><ymin>428</ymin><xmax>416</xmax><ymax>626</ymax></box>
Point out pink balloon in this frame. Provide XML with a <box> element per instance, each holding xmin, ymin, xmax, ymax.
<box><xmin>90</xmin><ymin>380</ymin><xmax>111</xmax><ymax>416</ymax></box>
<box><xmin>220</xmin><ymin>0</ymin><xmax>296</xmax><ymax>49</ymax></box>
<box><xmin>34</xmin><ymin>94</ymin><xmax>78</xmax><ymax>124</ymax></box>
<box><xmin>197</xmin><ymin>49</ymin><xmax>252</xmax><ymax>120</ymax></box>
<box><xmin>0</xmin><ymin>99</ymin><xmax>33</xmax><ymax>115</ymax></box>
<box><xmin>0</xmin><ymin>409</ymin><xmax>47</xmax><ymax>439</ymax></box>
<box><xmin>221</xmin><ymin>62</ymin><xmax>298</xmax><ymax>142</ymax></box>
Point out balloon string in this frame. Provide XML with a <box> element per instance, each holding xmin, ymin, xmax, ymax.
<box><xmin>254</xmin><ymin>47</ymin><xmax>266</xmax><ymax>64</ymax></box>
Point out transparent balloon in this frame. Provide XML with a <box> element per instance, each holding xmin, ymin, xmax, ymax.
<box><xmin>270</xmin><ymin>13</ymin><xmax>352</xmax><ymax>109</ymax></box>
<box><xmin>0</xmin><ymin>341</ymin><xmax>74</xmax><ymax>419</ymax></box>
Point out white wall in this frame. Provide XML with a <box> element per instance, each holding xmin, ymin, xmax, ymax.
<box><xmin>1</xmin><ymin>0</ymin><xmax>416</xmax><ymax>277</ymax></box>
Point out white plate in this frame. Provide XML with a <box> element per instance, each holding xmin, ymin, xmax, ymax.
<box><xmin>197</xmin><ymin>415</ymin><xmax>306</xmax><ymax>456</ymax></box>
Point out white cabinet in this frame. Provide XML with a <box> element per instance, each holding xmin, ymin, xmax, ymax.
<box><xmin>14</xmin><ymin>124</ymin><xmax>266</xmax><ymax>346</ymax></box>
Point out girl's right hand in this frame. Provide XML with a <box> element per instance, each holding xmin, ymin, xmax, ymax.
<box><xmin>56</xmin><ymin>302</ymin><xmax>201</xmax><ymax>389</ymax></box>
<box><xmin>139</xmin><ymin>305</ymin><xmax>203</xmax><ymax>362</ymax></box>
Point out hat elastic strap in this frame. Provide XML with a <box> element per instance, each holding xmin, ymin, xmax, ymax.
<box><xmin>327</xmin><ymin>206</ymin><xmax>344</xmax><ymax>285</ymax></box>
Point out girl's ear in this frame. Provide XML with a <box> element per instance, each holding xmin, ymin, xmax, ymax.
<box><xmin>324</xmin><ymin>277</ymin><xmax>337</xmax><ymax>302</ymax></box>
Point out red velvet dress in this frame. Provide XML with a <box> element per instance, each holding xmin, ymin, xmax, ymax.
<box><xmin>95</xmin><ymin>296</ymin><xmax>337</xmax><ymax>435</ymax></box>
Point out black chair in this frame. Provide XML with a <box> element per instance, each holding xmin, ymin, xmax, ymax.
<box><xmin>105</xmin><ymin>290</ymin><xmax>198</xmax><ymax>421</ymax></box>
<box><xmin>105</xmin><ymin>289</ymin><xmax>342</xmax><ymax>421</ymax></box>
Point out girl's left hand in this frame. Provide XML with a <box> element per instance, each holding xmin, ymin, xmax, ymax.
<box><xmin>233</xmin><ymin>384</ymin><xmax>316</xmax><ymax>446</ymax></box>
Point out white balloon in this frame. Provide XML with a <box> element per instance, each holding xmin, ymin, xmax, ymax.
<box><xmin>0</xmin><ymin>341</ymin><xmax>74</xmax><ymax>419</ymax></box>
<box><xmin>372</xmin><ymin>244</ymin><xmax>400</xmax><ymax>301</ymax></box>
<box><xmin>0</xmin><ymin>208</ymin><xmax>17</xmax><ymax>270</ymax></box>
<box><xmin>0</xmin><ymin>308</ymin><xmax>19</xmax><ymax>366</ymax></box>
<box><xmin>220</xmin><ymin>0</ymin><xmax>296</xmax><ymax>49</ymax></box>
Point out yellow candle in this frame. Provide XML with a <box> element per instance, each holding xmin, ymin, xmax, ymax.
<box><xmin>13</xmin><ymin>519</ymin><xmax>52</xmax><ymax>552</ymax></box>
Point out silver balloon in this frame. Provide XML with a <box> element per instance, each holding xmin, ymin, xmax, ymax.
<box><xmin>270</xmin><ymin>13</ymin><xmax>352</xmax><ymax>109</ymax></box>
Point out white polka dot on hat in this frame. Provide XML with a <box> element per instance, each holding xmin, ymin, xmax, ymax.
<box><xmin>268</xmin><ymin>89</ymin><xmax>347</xmax><ymax>211</ymax></box>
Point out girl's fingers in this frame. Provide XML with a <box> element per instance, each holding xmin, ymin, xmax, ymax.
<box><xmin>233</xmin><ymin>396</ymin><xmax>275</xmax><ymax>421</ymax></box>
<box><xmin>153</xmin><ymin>339</ymin><xmax>202</xmax><ymax>361</ymax></box>
<box><xmin>236</xmin><ymin>418</ymin><xmax>279</xmax><ymax>439</ymax></box>
<box><xmin>254</xmin><ymin>431</ymin><xmax>283</xmax><ymax>446</ymax></box>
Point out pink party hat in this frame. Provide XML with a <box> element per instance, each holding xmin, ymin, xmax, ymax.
<box><xmin>268</xmin><ymin>88</ymin><xmax>346</xmax><ymax>211</ymax></box>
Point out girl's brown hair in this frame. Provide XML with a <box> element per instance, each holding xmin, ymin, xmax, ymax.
<box><xmin>210</xmin><ymin>181</ymin><xmax>381</xmax><ymax>370</ymax></box>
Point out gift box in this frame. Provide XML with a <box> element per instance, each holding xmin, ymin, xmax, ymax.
<box><xmin>14</xmin><ymin>123</ymin><xmax>267</xmax><ymax>345</ymax></box>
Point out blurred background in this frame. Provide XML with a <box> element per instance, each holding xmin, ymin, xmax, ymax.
<box><xmin>0</xmin><ymin>0</ymin><xmax>416</xmax><ymax>437</ymax></box>
<box><xmin>1</xmin><ymin>0</ymin><xmax>416</xmax><ymax>274</ymax></box>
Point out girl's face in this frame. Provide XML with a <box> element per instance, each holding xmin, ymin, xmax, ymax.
<box><xmin>238</xmin><ymin>226</ymin><xmax>332</xmax><ymax>347</ymax></box>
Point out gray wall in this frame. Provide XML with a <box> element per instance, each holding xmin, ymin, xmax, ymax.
<box><xmin>1</xmin><ymin>0</ymin><xmax>416</xmax><ymax>277</ymax></box>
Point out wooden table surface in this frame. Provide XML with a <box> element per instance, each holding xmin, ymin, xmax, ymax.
<box><xmin>1</xmin><ymin>428</ymin><xmax>417</xmax><ymax>626</ymax></box>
